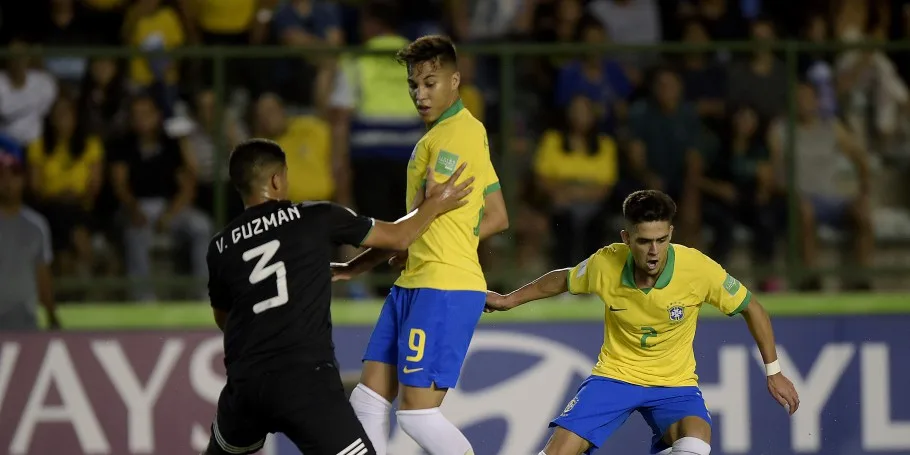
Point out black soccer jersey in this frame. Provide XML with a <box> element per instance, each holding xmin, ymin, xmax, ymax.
<box><xmin>206</xmin><ymin>200</ymin><xmax>374</xmax><ymax>378</ymax></box>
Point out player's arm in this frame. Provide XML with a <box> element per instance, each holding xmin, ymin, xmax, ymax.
<box><xmin>477</xmin><ymin>184</ymin><xmax>509</xmax><ymax>240</ymax></box>
<box><xmin>329</xmin><ymin>164</ymin><xmax>473</xmax><ymax>254</ymax></box>
<box><xmin>485</xmin><ymin>253</ymin><xmax>599</xmax><ymax>312</ymax></box>
<box><xmin>740</xmin><ymin>296</ymin><xmax>800</xmax><ymax>415</ymax></box>
<box><xmin>702</xmin><ymin>256</ymin><xmax>800</xmax><ymax>415</ymax></box>
<box><xmin>484</xmin><ymin>268</ymin><xmax>570</xmax><ymax>312</ymax></box>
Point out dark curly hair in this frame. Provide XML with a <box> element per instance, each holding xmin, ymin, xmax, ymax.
<box><xmin>395</xmin><ymin>35</ymin><xmax>458</xmax><ymax>72</ymax></box>
<box><xmin>622</xmin><ymin>190</ymin><xmax>677</xmax><ymax>225</ymax></box>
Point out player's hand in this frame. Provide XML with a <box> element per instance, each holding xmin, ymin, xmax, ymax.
<box><xmin>425</xmin><ymin>163</ymin><xmax>474</xmax><ymax>214</ymax></box>
<box><xmin>483</xmin><ymin>291</ymin><xmax>517</xmax><ymax>313</ymax></box>
<box><xmin>388</xmin><ymin>252</ymin><xmax>408</xmax><ymax>270</ymax></box>
<box><xmin>330</xmin><ymin>262</ymin><xmax>356</xmax><ymax>281</ymax></box>
<box><xmin>767</xmin><ymin>373</ymin><xmax>800</xmax><ymax>415</ymax></box>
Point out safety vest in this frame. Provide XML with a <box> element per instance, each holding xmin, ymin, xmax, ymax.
<box><xmin>344</xmin><ymin>35</ymin><xmax>425</xmax><ymax>161</ymax></box>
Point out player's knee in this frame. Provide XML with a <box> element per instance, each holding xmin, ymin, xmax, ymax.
<box><xmin>350</xmin><ymin>383</ymin><xmax>392</xmax><ymax>414</ymax></box>
<box><xmin>672</xmin><ymin>436</ymin><xmax>711</xmax><ymax>454</ymax></box>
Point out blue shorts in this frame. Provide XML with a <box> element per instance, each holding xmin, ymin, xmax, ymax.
<box><xmin>551</xmin><ymin>376</ymin><xmax>712</xmax><ymax>454</ymax></box>
<box><xmin>362</xmin><ymin>286</ymin><xmax>486</xmax><ymax>389</ymax></box>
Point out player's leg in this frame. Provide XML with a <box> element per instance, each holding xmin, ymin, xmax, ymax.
<box><xmin>273</xmin><ymin>363</ymin><xmax>377</xmax><ymax>455</ymax></box>
<box><xmin>352</xmin><ymin>287</ymin><xmax>405</xmax><ymax>454</ymax></box>
<box><xmin>542</xmin><ymin>376</ymin><xmax>639</xmax><ymax>455</ymax></box>
<box><xmin>640</xmin><ymin>386</ymin><xmax>712</xmax><ymax>455</ymax></box>
<box><xmin>395</xmin><ymin>289</ymin><xmax>486</xmax><ymax>454</ymax></box>
<box><xmin>202</xmin><ymin>380</ymin><xmax>268</xmax><ymax>455</ymax></box>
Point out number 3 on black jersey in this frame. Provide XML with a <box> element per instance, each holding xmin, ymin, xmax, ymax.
<box><xmin>242</xmin><ymin>239</ymin><xmax>288</xmax><ymax>314</ymax></box>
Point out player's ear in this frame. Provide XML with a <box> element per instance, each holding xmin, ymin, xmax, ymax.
<box><xmin>451</xmin><ymin>70</ymin><xmax>461</xmax><ymax>90</ymax></box>
<box><xmin>668</xmin><ymin>225</ymin><xmax>674</xmax><ymax>242</ymax></box>
<box><xmin>620</xmin><ymin>229</ymin><xmax>630</xmax><ymax>245</ymax></box>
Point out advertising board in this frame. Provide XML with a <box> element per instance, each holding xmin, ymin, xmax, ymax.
<box><xmin>1</xmin><ymin>316</ymin><xmax>908</xmax><ymax>454</ymax></box>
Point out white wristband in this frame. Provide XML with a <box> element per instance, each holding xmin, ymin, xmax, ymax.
<box><xmin>765</xmin><ymin>360</ymin><xmax>781</xmax><ymax>376</ymax></box>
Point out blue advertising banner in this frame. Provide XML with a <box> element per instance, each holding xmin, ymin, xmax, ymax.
<box><xmin>271</xmin><ymin>316</ymin><xmax>910</xmax><ymax>455</ymax></box>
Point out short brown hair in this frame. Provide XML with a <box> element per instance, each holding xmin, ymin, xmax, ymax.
<box><xmin>395</xmin><ymin>35</ymin><xmax>458</xmax><ymax>71</ymax></box>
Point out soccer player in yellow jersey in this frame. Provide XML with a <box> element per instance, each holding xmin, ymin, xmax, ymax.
<box><xmin>332</xmin><ymin>35</ymin><xmax>509</xmax><ymax>455</ymax></box>
<box><xmin>485</xmin><ymin>190</ymin><xmax>800</xmax><ymax>455</ymax></box>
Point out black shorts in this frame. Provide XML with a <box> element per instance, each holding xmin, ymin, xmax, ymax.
<box><xmin>206</xmin><ymin>362</ymin><xmax>375</xmax><ymax>455</ymax></box>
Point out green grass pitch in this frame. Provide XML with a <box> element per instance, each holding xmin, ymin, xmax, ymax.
<box><xmin>42</xmin><ymin>293</ymin><xmax>910</xmax><ymax>329</ymax></box>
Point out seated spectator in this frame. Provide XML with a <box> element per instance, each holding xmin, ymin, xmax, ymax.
<box><xmin>836</xmin><ymin>27</ymin><xmax>909</xmax><ymax>154</ymax></box>
<box><xmin>768</xmin><ymin>83</ymin><xmax>873</xmax><ymax>290</ymax></box>
<box><xmin>587</xmin><ymin>0</ymin><xmax>662</xmax><ymax>69</ymax></box>
<box><xmin>41</xmin><ymin>0</ymin><xmax>97</xmax><ymax>90</ymax></box>
<box><xmin>109</xmin><ymin>94</ymin><xmax>211</xmax><ymax>301</ymax></box>
<box><xmin>188</xmin><ymin>0</ymin><xmax>260</xmax><ymax>90</ymax></box>
<box><xmin>186</xmin><ymin>89</ymin><xmax>248</xmax><ymax>220</ymax></box>
<box><xmin>678</xmin><ymin>19</ymin><xmax>727</xmax><ymax>132</ymax></box>
<box><xmin>78</xmin><ymin>57</ymin><xmax>129</xmax><ymax>139</ymax></box>
<box><xmin>554</xmin><ymin>17</ymin><xmax>632</xmax><ymax>133</ymax></box>
<box><xmin>625</xmin><ymin>67</ymin><xmax>703</xmax><ymax>245</ymax></box>
<box><xmin>535</xmin><ymin>95</ymin><xmax>618</xmax><ymax>267</ymax></box>
<box><xmin>253</xmin><ymin>93</ymin><xmax>334</xmax><ymax>203</ymax></box>
<box><xmin>122</xmin><ymin>0</ymin><xmax>186</xmax><ymax>115</ymax></box>
<box><xmin>27</xmin><ymin>94</ymin><xmax>104</xmax><ymax>279</ymax></box>
<box><xmin>700</xmin><ymin>106</ymin><xmax>781</xmax><ymax>290</ymax></box>
<box><xmin>530</xmin><ymin>0</ymin><xmax>586</xmax><ymax>127</ymax></box>
<box><xmin>269</xmin><ymin>0</ymin><xmax>344</xmax><ymax>107</ymax></box>
<box><xmin>727</xmin><ymin>17</ymin><xmax>787</xmax><ymax>122</ymax></box>
<box><xmin>799</xmin><ymin>14</ymin><xmax>837</xmax><ymax>120</ymax></box>
<box><xmin>0</xmin><ymin>40</ymin><xmax>58</xmax><ymax>147</ymax></box>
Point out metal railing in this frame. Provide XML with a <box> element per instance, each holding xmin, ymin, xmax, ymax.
<box><xmin>6</xmin><ymin>40</ymin><xmax>910</xmax><ymax>294</ymax></box>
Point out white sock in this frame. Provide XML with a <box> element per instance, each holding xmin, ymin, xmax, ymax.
<box><xmin>397</xmin><ymin>408</ymin><xmax>473</xmax><ymax>455</ymax></box>
<box><xmin>349</xmin><ymin>384</ymin><xmax>392</xmax><ymax>455</ymax></box>
<box><xmin>672</xmin><ymin>436</ymin><xmax>711</xmax><ymax>454</ymax></box>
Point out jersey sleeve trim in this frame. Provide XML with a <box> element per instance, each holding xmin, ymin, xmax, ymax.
<box><xmin>566</xmin><ymin>270</ymin><xmax>576</xmax><ymax>295</ymax></box>
<box><xmin>357</xmin><ymin>218</ymin><xmax>376</xmax><ymax>247</ymax></box>
<box><xmin>484</xmin><ymin>181</ymin><xmax>501</xmax><ymax>196</ymax></box>
<box><xmin>727</xmin><ymin>290</ymin><xmax>752</xmax><ymax>316</ymax></box>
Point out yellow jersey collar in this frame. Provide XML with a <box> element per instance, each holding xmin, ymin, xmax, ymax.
<box><xmin>621</xmin><ymin>244</ymin><xmax>676</xmax><ymax>291</ymax></box>
<box><xmin>429</xmin><ymin>99</ymin><xmax>464</xmax><ymax>130</ymax></box>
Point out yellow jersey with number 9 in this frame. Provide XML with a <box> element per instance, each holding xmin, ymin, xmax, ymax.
<box><xmin>567</xmin><ymin>243</ymin><xmax>752</xmax><ymax>387</ymax></box>
<box><xmin>394</xmin><ymin>99</ymin><xmax>500</xmax><ymax>291</ymax></box>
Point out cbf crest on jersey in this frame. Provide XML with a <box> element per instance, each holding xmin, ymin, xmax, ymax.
<box><xmin>668</xmin><ymin>304</ymin><xmax>685</xmax><ymax>323</ymax></box>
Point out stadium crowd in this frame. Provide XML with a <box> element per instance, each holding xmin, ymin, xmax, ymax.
<box><xmin>2</xmin><ymin>0</ymin><xmax>910</xmax><ymax>302</ymax></box>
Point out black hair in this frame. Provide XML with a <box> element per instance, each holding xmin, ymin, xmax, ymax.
<box><xmin>622</xmin><ymin>190</ymin><xmax>677</xmax><ymax>225</ymax></box>
<box><xmin>229</xmin><ymin>138</ymin><xmax>286</xmax><ymax>197</ymax></box>
<box><xmin>560</xmin><ymin>96</ymin><xmax>600</xmax><ymax>156</ymax></box>
<box><xmin>43</xmin><ymin>91</ymin><xmax>91</xmax><ymax>159</ymax></box>
<box><xmin>396</xmin><ymin>35</ymin><xmax>458</xmax><ymax>71</ymax></box>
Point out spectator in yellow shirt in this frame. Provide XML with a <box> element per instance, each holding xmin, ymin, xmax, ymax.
<box><xmin>253</xmin><ymin>93</ymin><xmax>334</xmax><ymax>202</ymax></box>
<box><xmin>27</xmin><ymin>94</ymin><xmax>104</xmax><ymax>278</ymax></box>
<box><xmin>534</xmin><ymin>95</ymin><xmax>618</xmax><ymax>267</ymax></box>
<box><xmin>122</xmin><ymin>0</ymin><xmax>186</xmax><ymax>114</ymax></box>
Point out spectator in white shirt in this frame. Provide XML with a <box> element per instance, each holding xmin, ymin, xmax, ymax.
<box><xmin>0</xmin><ymin>40</ymin><xmax>58</xmax><ymax>146</ymax></box>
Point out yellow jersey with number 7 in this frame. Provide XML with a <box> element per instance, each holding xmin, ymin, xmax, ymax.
<box><xmin>394</xmin><ymin>99</ymin><xmax>500</xmax><ymax>291</ymax></box>
<box><xmin>567</xmin><ymin>243</ymin><xmax>752</xmax><ymax>387</ymax></box>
